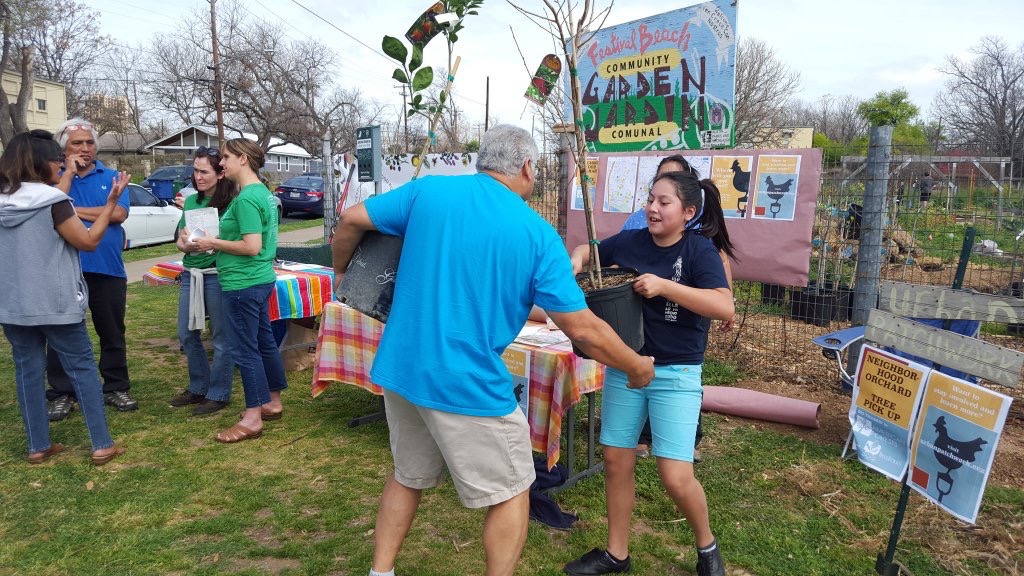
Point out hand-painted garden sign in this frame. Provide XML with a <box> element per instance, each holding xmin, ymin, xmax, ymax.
<box><xmin>525</xmin><ymin>54</ymin><xmax>562</xmax><ymax>106</ymax></box>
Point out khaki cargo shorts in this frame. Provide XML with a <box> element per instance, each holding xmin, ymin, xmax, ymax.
<box><xmin>383</xmin><ymin>389</ymin><xmax>536</xmax><ymax>508</ymax></box>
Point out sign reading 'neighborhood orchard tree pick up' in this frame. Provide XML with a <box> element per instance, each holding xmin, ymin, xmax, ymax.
<box><xmin>565</xmin><ymin>0</ymin><xmax>737</xmax><ymax>152</ymax></box>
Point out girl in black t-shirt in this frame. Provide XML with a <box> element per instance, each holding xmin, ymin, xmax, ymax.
<box><xmin>565</xmin><ymin>171</ymin><xmax>733</xmax><ymax>576</ymax></box>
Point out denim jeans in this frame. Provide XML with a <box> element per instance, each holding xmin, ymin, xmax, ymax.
<box><xmin>45</xmin><ymin>273</ymin><xmax>130</xmax><ymax>398</ymax></box>
<box><xmin>222</xmin><ymin>282</ymin><xmax>287</xmax><ymax>408</ymax></box>
<box><xmin>3</xmin><ymin>322</ymin><xmax>115</xmax><ymax>453</ymax></box>
<box><xmin>177</xmin><ymin>270</ymin><xmax>234</xmax><ymax>402</ymax></box>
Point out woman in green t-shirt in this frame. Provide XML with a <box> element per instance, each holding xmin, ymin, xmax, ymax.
<box><xmin>170</xmin><ymin>146</ymin><xmax>238</xmax><ymax>417</ymax></box>
<box><xmin>193</xmin><ymin>138</ymin><xmax>285</xmax><ymax>443</ymax></box>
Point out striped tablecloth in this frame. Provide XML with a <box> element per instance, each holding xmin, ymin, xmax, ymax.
<box><xmin>143</xmin><ymin>261</ymin><xmax>335</xmax><ymax>321</ymax></box>
<box><xmin>312</xmin><ymin>301</ymin><xmax>605</xmax><ymax>469</ymax></box>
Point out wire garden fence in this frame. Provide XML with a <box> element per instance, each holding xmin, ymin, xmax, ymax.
<box><xmin>531</xmin><ymin>143</ymin><xmax>1024</xmax><ymax>411</ymax></box>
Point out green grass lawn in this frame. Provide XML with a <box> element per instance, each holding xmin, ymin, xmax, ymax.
<box><xmin>0</xmin><ymin>284</ymin><xmax>1019</xmax><ymax>575</ymax></box>
<box><xmin>122</xmin><ymin>218</ymin><xmax>325</xmax><ymax>264</ymax></box>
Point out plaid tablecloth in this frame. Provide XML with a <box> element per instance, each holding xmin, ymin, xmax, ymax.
<box><xmin>143</xmin><ymin>261</ymin><xmax>335</xmax><ymax>321</ymax></box>
<box><xmin>312</xmin><ymin>301</ymin><xmax>605</xmax><ymax>469</ymax></box>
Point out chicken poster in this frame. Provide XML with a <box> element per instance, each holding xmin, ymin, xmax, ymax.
<box><xmin>908</xmin><ymin>372</ymin><xmax>1012</xmax><ymax>523</ymax></box>
<box><xmin>849</xmin><ymin>346</ymin><xmax>930</xmax><ymax>482</ymax></box>
<box><xmin>564</xmin><ymin>0</ymin><xmax>737</xmax><ymax>152</ymax></box>
<box><xmin>751</xmin><ymin>155</ymin><xmax>801</xmax><ymax>221</ymax></box>
<box><xmin>709</xmin><ymin>155</ymin><xmax>753</xmax><ymax>219</ymax></box>
<box><xmin>500</xmin><ymin>347</ymin><xmax>531</xmax><ymax>417</ymax></box>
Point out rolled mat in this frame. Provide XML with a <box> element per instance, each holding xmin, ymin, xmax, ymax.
<box><xmin>702</xmin><ymin>386</ymin><xmax>821</xmax><ymax>429</ymax></box>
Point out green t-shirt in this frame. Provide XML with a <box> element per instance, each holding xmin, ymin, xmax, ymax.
<box><xmin>178</xmin><ymin>194</ymin><xmax>217</xmax><ymax>269</ymax></box>
<box><xmin>216</xmin><ymin>183</ymin><xmax>278</xmax><ymax>291</ymax></box>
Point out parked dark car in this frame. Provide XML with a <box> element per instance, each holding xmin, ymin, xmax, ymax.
<box><xmin>140</xmin><ymin>164</ymin><xmax>194</xmax><ymax>191</ymax></box>
<box><xmin>274</xmin><ymin>175</ymin><xmax>324</xmax><ymax>217</ymax></box>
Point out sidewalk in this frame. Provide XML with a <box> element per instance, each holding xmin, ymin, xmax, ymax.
<box><xmin>125</xmin><ymin>225</ymin><xmax>326</xmax><ymax>283</ymax></box>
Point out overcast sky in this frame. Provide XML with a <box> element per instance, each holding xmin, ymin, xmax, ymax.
<box><xmin>91</xmin><ymin>0</ymin><xmax>1024</xmax><ymax>132</ymax></box>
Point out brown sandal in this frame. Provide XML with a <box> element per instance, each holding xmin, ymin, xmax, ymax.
<box><xmin>237</xmin><ymin>406</ymin><xmax>283</xmax><ymax>421</ymax></box>
<box><xmin>27</xmin><ymin>443</ymin><xmax>65</xmax><ymax>464</ymax></box>
<box><xmin>216</xmin><ymin>422</ymin><xmax>263</xmax><ymax>443</ymax></box>
<box><xmin>92</xmin><ymin>445</ymin><xmax>126</xmax><ymax>466</ymax></box>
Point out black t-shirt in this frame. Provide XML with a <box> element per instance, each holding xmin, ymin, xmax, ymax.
<box><xmin>51</xmin><ymin>200</ymin><xmax>76</xmax><ymax>227</ymax></box>
<box><xmin>598</xmin><ymin>228</ymin><xmax>728</xmax><ymax>365</ymax></box>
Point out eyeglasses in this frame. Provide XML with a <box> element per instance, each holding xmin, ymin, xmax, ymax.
<box><xmin>196</xmin><ymin>146</ymin><xmax>220</xmax><ymax>157</ymax></box>
<box><xmin>58</xmin><ymin>123</ymin><xmax>94</xmax><ymax>138</ymax></box>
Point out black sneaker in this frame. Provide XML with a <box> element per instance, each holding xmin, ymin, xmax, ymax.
<box><xmin>564</xmin><ymin>548</ymin><xmax>631</xmax><ymax>575</ymax></box>
<box><xmin>192</xmin><ymin>399</ymin><xmax>229</xmax><ymax>416</ymax></box>
<box><xmin>170</xmin><ymin>390</ymin><xmax>205</xmax><ymax>407</ymax></box>
<box><xmin>696</xmin><ymin>541</ymin><xmax>725</xmax><ymax>576</ymax></box>
<box><xmin>104</xmin><ymin>391</ymin><xmax>139</xmax><ymax>411</ymax></box>
<box><xmin>48</xmin><ymin>396</ymin><xmax>75</xmax><ymax>421</ymax></box>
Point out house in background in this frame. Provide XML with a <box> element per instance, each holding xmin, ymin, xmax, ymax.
<box><xmin>144</xmin><ymin>124</ymin><xmax>314</xmax><ymax>180</ymax></box>
<box><xmin>1</xmin><ymin>71</ymin><xmax>67</xmax><ymax>133</ymax></box>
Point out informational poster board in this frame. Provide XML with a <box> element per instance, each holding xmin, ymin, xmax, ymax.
<box><xmin>565</xmin><ymin>0</ymin><xmax>737</xmax><ymax>152</ymax></box>
<box><xmin>908</xmin><ymin>371</ymin><xmax>1013</xmax><ymax>523</ymax></box>
<box><xmin>849</xmin><ymin>345</ymin><xmax>930</xmax><ymax>481</ymax></box>
<box><xmin>564</xmin><ymin>148</ymin><xmax>822</xmax><ymax>286</ymax></box>
<box><xmin>501</xmin><ymin>347</ymin><xmax>531</xmax><ymax>417</ymax></box>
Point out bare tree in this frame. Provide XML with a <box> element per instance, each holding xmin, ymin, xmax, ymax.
<box><xmin>509</xmin><ymin>0</ymin><xmax>614</xmax><ymax>280</ymax></box>
<box><xmin>143</xmin><ymin>1</ymin><xmax>373</xmax><ymax>156</ymax></box>
<box><xmin>28</xmin><ymin>0</ymin><xmax>110</xmax><ymax>117</ymax></box>
<box><xmin>934</xmin><ymin>36</ymin><xmax>1024</xmax><ymax>172</ymax></box>
<box><xmin>734</xmin><ymin>37</ymin><xmax>801</xmax><ymax>147</ymax></box>
<box><xmin>0</xmin><ymin>0</ymin><xmax>46</xmax><ymax>144</ymax></box>
<box><xmin>785</xmin><ymin>94</ymin><xmax>867</xmax><ymax>144</ymax></box>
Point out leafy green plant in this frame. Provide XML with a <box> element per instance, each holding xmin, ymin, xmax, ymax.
<box><xmin>381</xmin><ymin>0</ymin><xmax>483</xmax><ymax>126</ymax></box>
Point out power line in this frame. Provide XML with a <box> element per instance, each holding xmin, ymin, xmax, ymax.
<box><xmin>286</xmin><ymin>0</ymin><xmax>390</xmax><ymax>62</ymax></box>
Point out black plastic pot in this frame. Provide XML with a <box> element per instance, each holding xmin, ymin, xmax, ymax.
<box><xmin>789</xmin><ymin>281</ymin><xmax>851</xmax><ymax>326</ymax></box>
<box><xmin>573</xmin><ymin>268</ymin><xmax>645</xmax><ymax>359</ymax></box>
<box><xmin>760</xmin><ymin>283</ymin><xmax>786</xmax><ymax>306</ymax></box>
<box><xmin>335</xmin><ymin>231</ymin><xmax>404</xmax><ymax>323</ymax></box>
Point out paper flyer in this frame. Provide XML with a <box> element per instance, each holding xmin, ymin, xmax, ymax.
<box><xmin>751</xmin><ymin>155</ymin><xmax>801</xmax><ymax>221</ymax></box>
<box><xmin>501</xmin><ymin>347</ymin><xmax>531</xmax><ymax>416</ymax></box>
<box><xmin>603</xmin><ymin>156</ymin><xmax>638</xmax><ymax>213</ymax></box>
<box><xmin>571</xmin><ymin>157</ymin><xmax>599</xmax><ymax>211</ymax></box>
<box><xmin>185</xmin><ymin>207</ymin><xmax>219</xmax><ymax>241</ymax></box>
<box><xmin>849</xmin><ymin>345</ymin><xmax>930</xmax><ymax>481</ymax></box>
<box><xmin>908</xmin><ymin>371</ymin><xmax>1013</xmax><ymax>523</ymax></box>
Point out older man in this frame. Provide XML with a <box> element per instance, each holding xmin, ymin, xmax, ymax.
<box><xmin>333</xmin><ymin>124</ymin><xmax>655</xmax><ymax>576</ymax></box>
<box><xmin>46</xmin><ymin>118</ymin><xmax>136</xmax><ymax>420</ymax></box>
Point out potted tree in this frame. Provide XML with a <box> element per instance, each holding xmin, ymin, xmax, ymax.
<box><xmin>512</xmin><ymin>0</ymin><xmax>644</xmax><ymax>353</ymax></box>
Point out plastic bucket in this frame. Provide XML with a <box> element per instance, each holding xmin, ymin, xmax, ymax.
<box><xmin>572</xmin><ymin>268</ymin><xmax>644</xmax><ymax>359</ymax></box>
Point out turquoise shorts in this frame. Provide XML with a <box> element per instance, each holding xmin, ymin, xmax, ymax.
<box><xmin>599</xmin><ymin>364</ymin><xmax>702</xmax><ymax>462</ymax></box>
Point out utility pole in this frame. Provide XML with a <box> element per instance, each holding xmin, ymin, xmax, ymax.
<box><xmin>210</xmin><ymin>0</ymin><xmax>225</xmax><ymax>147</ymax></box>
<box><xmin>395</xmin><ymin>84</ymin><xmax>409</xmax><ymax>153</ymax></box>
<box><xmin>484</xmin><ymin>76</ymin><xmax>489</xmax><ymax>131</ymax></box>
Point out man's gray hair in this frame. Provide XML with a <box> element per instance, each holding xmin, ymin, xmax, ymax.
<box><xmin>476</xmin><ymin>124</ymin><xmax>538</xmax><ymax>177</ymax></box>
<box><xmin>56</xmin><ymin>117</ymin><xmax>99</xmax><ymax>148</ymax></box>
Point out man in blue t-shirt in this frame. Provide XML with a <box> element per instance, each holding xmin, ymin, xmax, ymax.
<box><xmin>45</xmin><ymin>118</ymin><xmax>137</xmax><ymax>420</ymax></box>
<box><xmin>333</xmin><ymin>125</ymin><xmax>654</xmax><ymax>576</ymax></box>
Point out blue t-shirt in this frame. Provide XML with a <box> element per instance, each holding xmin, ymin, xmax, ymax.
<box><xmin>598</xmin><ymin>228</ymin><xmax>728</xmax><ymax>365</ymax></box>
<box><xmin>69</xmin><ymin>159</ymin><xmax>129</xmax><ymax>277</ymax></box>
<box><xmin>366</xmin><ymin>173</ymin><xmax>586</xmax><ymax>416</ymax></box>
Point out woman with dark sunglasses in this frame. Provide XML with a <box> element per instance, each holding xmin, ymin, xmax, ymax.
<box><xmin>192</xmin><ymin>138</ymin><xmax>285</xmax><ymax>443</ymax></box>
<box><xmin>0</xmin><ymin>130</ymin><xmax>128</xmax><ymax>465</ymax></box>
<box><xmin>168</xmin><ymin>146</ymin><xmax>239</xmax><ymax>416</ymax></box>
